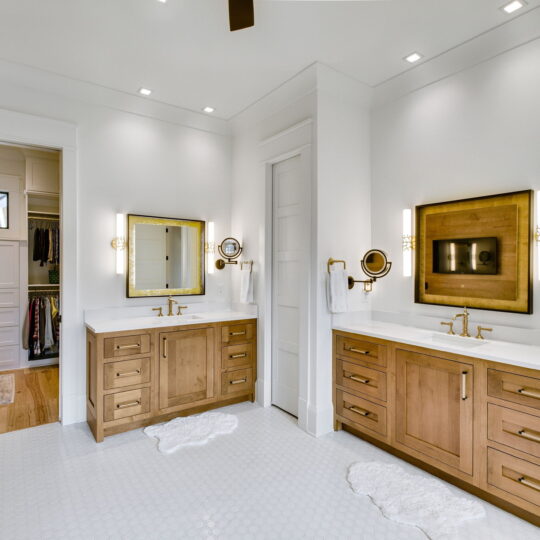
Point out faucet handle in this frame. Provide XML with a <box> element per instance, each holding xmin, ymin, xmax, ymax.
<box><xmin>476</xmin><ymin>326</ymin><xmax>492</xmax><ymax>340</ymax></box>
<box><xmin>177</xmin><ymin>305</ymin><xmax>189</xmax><ymax>315</ymax></box>
<box><xmin>152</xmin><ymin>307</ymin><xmax>163</xmax><ymax>317</ymax></box>
<box><xmin>440</xmin><ymin>321</ymin><xmax>455</xmax><ymax>335</ymax></box>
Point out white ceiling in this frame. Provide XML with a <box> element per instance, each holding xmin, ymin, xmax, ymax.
<box><xmin>0</xmin><ymin>0</ymin><xmax>538</xmax><ymax>119</ymax></box>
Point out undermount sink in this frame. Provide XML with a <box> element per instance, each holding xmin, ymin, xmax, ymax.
<box><xmin>149</xmin><ymin>315</ymin><xmax>203</xmax><ymax>324</ymax></box>
<box><xmin>431</xmin><ymin>332</ymin><xmax>487</xmax><ymax>348</ymax></box>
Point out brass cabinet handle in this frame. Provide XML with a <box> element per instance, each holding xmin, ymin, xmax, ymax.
<box><xmin>348</xmin><ymin>405</ymin><xmax>370</xmax><ymax>417</ymax></box>
<box><xmin>230</xmin><ymin>353</ymin><xmax>248</xmax><ymax>359</ymax></box>
<box><xmin>461</xmin><ymin>371</ymin><xmax>468</xmax><ymax>401</ymax></box>
<box><xmin>518</xmin><ymin>476</ymin><xmax>540</xmax><ymax>492</ymax></box>
<box><xmin>230</xmin><ymin>378</ymin><xmax>247</xmax><ymax>385</ymax></box>
<box><xmin>116</xmin><ymin>343</ymin><xmax>140</xmax><ymax>350</ymax></box>
<box><xmin>163</xmin><ymin>337</ymin><xmax>168</xmax><ymax>358</ymax></box>
<box><xmin>116</xmin><ymin>400</ymin><xmax>140</xmax><ymax>409</ymax></box>
<box><xmin>518</xmin><ymin>429</ymin><xmax>540</xmax><ymax>443</ymax></box>
<box><xmin>347</xmin><ymin>347</ymin><xmax>369</xmax><ymax>355</ymax></box>
<box><xmin>517</xmin><ymin>387</ymin><xmax>540</xmax><ymax>400</ymax></box>
<box><xmin>230</xmin><ymin>331</ymin><xmax>246</xmax><ymax>336</ymax></box>
<box><xmin>347</xmin><ymin>374</ymin><xmax>370</xmax><ymax>385</ymax></box>
<box><xmin>116</xmin><ymin>370</ymin><xmax>141</xmax><ymax>378</ymax></box>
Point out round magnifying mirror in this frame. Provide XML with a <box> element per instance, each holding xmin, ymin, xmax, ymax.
<box><xmin>361</xmin><ymin>249</ymin><xmax>391</xmax><ymax>279</ymax></box>
<box><xmin>219</xmin><ymin>237</ymin><xmax>242</xmax><ymax>260</ymax></box>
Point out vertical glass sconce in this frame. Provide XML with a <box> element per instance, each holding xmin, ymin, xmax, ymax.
<box><xmin>111</xmin><ymin>213</ymin><xmax>126</xmax><ymax>275</ymax></box>
<box><xmin>402</xmin><ymin>209</ymin><xmax>414</xmax><ymax>277</ymax></box>
<box><xmin>536</xmin><ymin>191</ymin><xmax>540</xmax><ymax>280</ymax></box>
<box><xmin>206</xmin><ymin>221</ymin><xmax>215</xmax><ymax>274</ymax></box>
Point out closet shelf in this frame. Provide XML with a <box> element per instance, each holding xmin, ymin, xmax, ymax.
<box><xmin>28</xmin><ymin>284</ymin><xmax>60</xmax><ymax>289</ymax></box>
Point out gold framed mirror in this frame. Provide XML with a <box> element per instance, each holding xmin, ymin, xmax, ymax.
<box><xmin>127</xmin><ymin>214</ymin><xmax>205</xmax><ymax>298</ymax></box>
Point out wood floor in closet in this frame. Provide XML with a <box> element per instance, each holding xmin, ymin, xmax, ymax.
<box><xmin>0</xmin><ymin>365</ymin><xmax>59</xmax><ymax>434</ymax></box>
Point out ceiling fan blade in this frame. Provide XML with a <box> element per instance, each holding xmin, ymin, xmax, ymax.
<box><xmin>229</xmin><ymin>0</ymin><xmax>254</xmax><ymax>31</ymax></box>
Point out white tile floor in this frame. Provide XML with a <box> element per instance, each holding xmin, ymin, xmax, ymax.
<box><xmin>0</xmin><ymin>403</ymin><xmax>538</xmax><ymax>540</ymax></box>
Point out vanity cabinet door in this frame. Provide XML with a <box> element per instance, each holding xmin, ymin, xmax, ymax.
<box><xmin>395</xmin><ymin>348</ymin><xmax>474</xmax><ymax>476</ymax></box>
<box><xmin>159</xmin><ymin>328</ymin><xmax>215</xmax><ymax>411</ymax></box>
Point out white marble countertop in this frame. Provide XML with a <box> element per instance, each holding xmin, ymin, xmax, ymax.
<box><xmin>86</xmin><ymin>311</ymin><xmax>257</xmax><ymax>334</ymax></box>
<box><xmin>333</xmin><ymin>320</ymin><xmax>540</xmax><ymax>371</ymax></box>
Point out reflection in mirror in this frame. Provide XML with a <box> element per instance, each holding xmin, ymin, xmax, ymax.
<box><xmin>221</xmin><ymin>238</ymin><xmax>241</xmax><ymax>258</ymax></box>
<box><xmin>361</xmin><ymin>249</ymin><xmax>392</xmax><ymax>279</ymax></box>
<box><xmin>0</xmin><ymin>192</ymin><xmax>8</xmax><ymax>229</ymax></box>
<box><xmin>365</xmin><ymin>251</ymin><xmax>386</xmax><ymax>274</ymax></box>
<box><xmin>128</xmin><ymin>215</ymin><xmax>205</xmax><ymax>298</ymax></box>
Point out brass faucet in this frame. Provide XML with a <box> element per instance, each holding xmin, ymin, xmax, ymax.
<box><xmin>177</xmin><ymin>305</ymin><xmax>188</xmax><ymax>316</ymax></box>
<box><xmin>453</xmin><ymin>307</ymin><xmax>470</xmax><ymax>337</ymax></box>
<box><xmin>167</xmin><ymin>296</ymin><xmax>178</xmax><ymax>316</ymax></box>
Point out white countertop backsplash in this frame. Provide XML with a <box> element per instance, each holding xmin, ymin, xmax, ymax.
<box><xmin>85</xmin><ymin>302</ymin><xmax>257</xmax><ymax>334</ymax></box>
<box><xmin>333</xmin><ymin>310</ymin><xmax>540</xmax><ymax>372</ymax></box>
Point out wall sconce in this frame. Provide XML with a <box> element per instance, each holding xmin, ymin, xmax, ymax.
<box><xmin>402</xmin><ymin>209</ymin><xmax>415</xmax><ymax>277</ymax></box>
<box><xmin>111</xmin><ymin>213</ymin><xmax>126</xmax><ymax>275</ymax></box>
<box><xmin>205</xmin><ymin>221</ymin><xmax>215</xmax><ymax>274</ymax></box>
<box><xmin>536</xmin><ymin>191</ymin><xmax>540</xmax><ymax>280</ymax></box>
<box><xmin>215</xmin><ymin>237</ymin><xmax>243</xmax><ymax>270</ymax></box>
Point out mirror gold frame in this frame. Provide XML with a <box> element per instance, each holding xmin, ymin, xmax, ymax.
<box><xmin>127</xmin><ymin>214</ymin><xmax>205</xmax><ymax>298</ymax></box>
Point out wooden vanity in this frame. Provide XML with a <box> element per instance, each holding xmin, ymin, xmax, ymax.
<box><xmin>333</xmin><ymin>329</ymin><xmax>540</xmax><ymax>525</ymax></box>
<box><xmin>87</xmin><ymin>318</ymin><xmax>256</xmax><ymax>442</ymax></box>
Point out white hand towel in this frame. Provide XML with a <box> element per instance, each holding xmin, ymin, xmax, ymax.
<box><xmin>327</xmin><ymin>265</ymin><xmax>348</xmax><ymax>313</ymax></box>
<box><xmin>240</xmin><ymin>264</ymin><xmax>254</xmax><ymax>304</ymax></box>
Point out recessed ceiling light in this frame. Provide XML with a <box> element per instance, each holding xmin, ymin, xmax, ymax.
<box><xmin>404</xmin><ymin>52</ymin><xmax>423</xmax><ymax>64</ymax></box>
<box><xmin>502</xmin><ymin>0</ymin><xmax>525</xmax><ymax>13</ymax></box>
<box><xmin>138</xmin><ymin>88</ymin><xmax>152</xmax><ymax>96</ymax></box>
<box><xmin>157</xmin><ymin>0</ymin><xmax>167</xmax><ymax>3</ymax></box>
<box><xmin>202</xmin><ymin>106</ymin><xmax>215</xmax><ymax>114</ymax></box>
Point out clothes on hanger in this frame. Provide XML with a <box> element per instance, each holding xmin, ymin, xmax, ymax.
<box><xmin>24</xmin><ymin>294</ymin><xmax>60</xmax><ymax>359</ymax></box>
<box><xmin>31</xmin><ymin>221</ymin><xmax>60</xmax><ymax>266</ymax></box>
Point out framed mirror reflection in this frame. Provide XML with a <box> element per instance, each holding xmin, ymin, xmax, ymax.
<box><xmin>0</xmin><ymin>192</ymin><xmax>8</xmax><ymax>229</ymax></box>
<box><xmin>127</xmin><ymin>214</ymin><xmax>205</xmax><ymax>298</ymax></box>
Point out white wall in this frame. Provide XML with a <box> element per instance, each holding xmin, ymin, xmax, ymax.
<box><xmin>0</xmin><ymin>66</ymin><xmax>234</xmax><ymax>423</ymax></box>
<box><xmin>371</xmin><ymin>38</ymin><xmax>540</xmax><ymax>343</ymax></box>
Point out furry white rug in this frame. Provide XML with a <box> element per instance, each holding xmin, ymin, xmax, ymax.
<box><xmin>144</xmin><ymin>412</ymin><xmax>238</xmax><ymax>455</ymax></box>
<box><xmin>348</xmin><ymin>462</ymin><xmax>485</xmax><ymax>540</ymax></box>
<box><xmin>0</xmin><ymin>373</ymin><xmax>15</xmax><ymax>405</ymax></box>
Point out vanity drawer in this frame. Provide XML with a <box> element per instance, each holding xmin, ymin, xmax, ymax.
<box><xmin>336</xmin><ymin>359</ymin><xmax>387</xmax><ymax>402</ymax></box>
<box><xmin>488</xmin><ymin>404</ymin><xmax>540</xmax><ymax>459</ymax></box>
<box><xmin>222</xmin><ymin>343</ymin><xmax>254</xmax><ymax>371</ymax></box>
<box><xmin>487</xmin><ymin>448</ymin><xmax>540</xmax><ymax>509</ymax></box>
<box><xmin>221</xmin><ymin>368</ymin><xmax>253</xmax><ymax>397</ymax></box>
<box><xmin>221</xmin><ymin>323</ymin><xmax>255</xmax><ymax>345</ymax></box>
<box><xmin>103</xmin><ymin>357</ymin><xmax>151</xmax><ymax>390</ymax></box>
<box><xmin>336</xmin><ymin>389</ymin><xmax>387</xmax><ymax>437</ymax></box>
<box><xmin>103</xmin><ymin>387</ymin><xmax>150</xmax><ymax>422</ymax></box>
<box><xmin>104</xmin><ymin>334</ymin><xmax>151</xmax><ymax>359</ymax></box>
<box><xmin>336</xmin><ymin>335</ymin><xmax>386</xmax><ymax>369</ymax></box>
<box><xmin>488</xmin><ymin>369</ymin><xmax>540</xmax><ymax>412</ymax></box>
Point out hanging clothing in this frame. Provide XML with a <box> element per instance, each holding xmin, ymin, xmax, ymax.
<box><xmin>30</xmin><ymin>223</ymin><xmax>60</xmax><ymax>266</ymax></box>
<box><xmin>26</xmin><ymin>294</ymin><xmax>60</xmax><ymax>359</ymax></box>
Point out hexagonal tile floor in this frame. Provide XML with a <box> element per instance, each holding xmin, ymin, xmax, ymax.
<box><xmin>0</xmin><ymin>402</ymin><xmax>537</xmax><ymax>539</ymax></box>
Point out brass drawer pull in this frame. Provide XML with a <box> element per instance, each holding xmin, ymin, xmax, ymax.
<box><xmin>347</xmin><ymin>347</ymin><xmax>369</xmax><ymax>355</ymax></box>
<box><xmin>163</xmin><ymin>337</ymin><xmax>168</xmax><ymax>358</ymax></box>
<box><xmin>518</xmin><ymin>429</ymin><xmax>540</xmax><ymax>443</ymax></box>
<box><xmin>230</xmin><ymin>378</ymin><xmax>247</xmax><ymax>385</ymax></box>
<box><xmin>230</xmin><ymin>331</ymin><xmax>246</xmax><ymax>336</ymax></box>
<box><xmin>517</xmin><ymin>387</ymin><xmax>540</xmax><ymax>400</ymax></box>
<box><xmin>116</xmin><ymin>343</ymin><xmax>140</xmax><ymax>350</ymax></box>
<box><xmin>116</xmin><ymin>370</ymin><xmax>141</xmax><ymax>378</ymax></box>
<box><xmin>517</xmin><ymin>476</ymin><xmax>540</xmax><ymax>492</ymax></box>
<box><xmin>347</xmin><ymin>375</ymin><xmax>370</xmax><ymax>385</ymax></box>
<box><xmin>461</xmin><ymin>371</ymin><xmax>468</xmax><ymax>401</ymax></box>
<box><xmin>348</xmin><ymin>405</ymin><xmax>370</xmax><ymax>417</ymax></box>
<box><xmin>230</xmin><ymin>353</ymin><xmax>248</xmax><ymax>359</ymax></box>
<box><xmin>116</xmin><ymin>400</ymin><xmax>140</xmax><ymax>409</ymax></box>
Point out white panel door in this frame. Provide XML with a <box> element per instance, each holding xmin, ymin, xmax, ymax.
<box><xmin>271</xmin><ymin>155</ymin><xmax>309</xmax><ymax>417</ymax></box>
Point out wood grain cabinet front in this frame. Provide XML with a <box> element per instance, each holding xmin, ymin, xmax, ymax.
<box><xmin>86</xmin><ymin>319</ymin><xmax>257</xmax><ymax>443</ymax></box>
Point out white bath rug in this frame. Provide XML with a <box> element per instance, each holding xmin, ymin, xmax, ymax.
<box><xmin>144</xmin><ymin>412</ymin><xmax>238</xmax><ymax>455</ymax></box>
<box><xmin>0</xmin><ymin>373</ymin><xmax>15</xmax><ymax>405</ymax></box>
<box><xmin>347</xmin><ymin>462</ymin><xmax>486</xmax><ymax>540</ymax></box>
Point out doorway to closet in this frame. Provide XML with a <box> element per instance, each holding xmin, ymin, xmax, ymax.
<box><xmin>0</xmin><ymin>142</ymin><xmax>61</xmax><ymax>434</ymax></box>
<box><xmin>271</xmin><ymin>154</ymin><xmax>309</xmax><ymax>417</ymax></box>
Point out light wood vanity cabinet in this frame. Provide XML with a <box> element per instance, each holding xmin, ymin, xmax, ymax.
<box><xmin>333</xmin><ymin>330</ymin><xmax>540</xmax><ymax>526</ymax></box>
<box><xmin>87</xmin><ymin>319</ymin><xmax>256</xmax><ymax>443</ymax></box>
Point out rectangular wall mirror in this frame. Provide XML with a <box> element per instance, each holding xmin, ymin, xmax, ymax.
<box><xmin>415</xmin><ymin>190</ymin><xmax>533</xmax><ymax>314</ymax></box>
<box><xmin>127</xmin><ymin>214</ymin><xmax>205</xmax><ymax>298</ymax></box>
<box><xmin>0</xmin><ymin>192</ymin><xmax>8</xmax><ymax>228</ymax></box>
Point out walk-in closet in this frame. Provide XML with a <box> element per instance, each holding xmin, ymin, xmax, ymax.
<box><xmin>0</xmin><ymin>142</ymin><xmax>61</xmax><ymax>433</ymax></box>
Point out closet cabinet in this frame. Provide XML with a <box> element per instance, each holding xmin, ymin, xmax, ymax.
<box><xmin>333</xmin><ymin>330</ymin><xmax>540</xmax><ymax>527</ymax></box>
<box><xmin>87</xmin><ymin>318</ymin><xmax>256</xmax><ymax>443</ymax></box>
<box><xmin>25</xmin><ymin>157</ymin><xmax>59</xmax><ymax>195</ymax></box>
